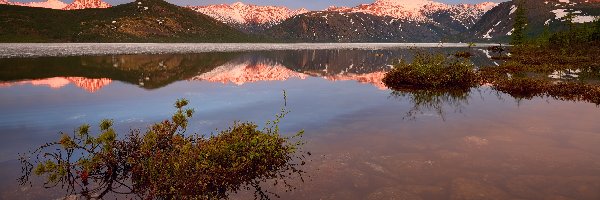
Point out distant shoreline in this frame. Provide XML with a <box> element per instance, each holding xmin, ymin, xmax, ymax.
<box><xmin>0</xmin><ymin>43</ymin><xmax>508</xmax><ymax>58</ymax></box>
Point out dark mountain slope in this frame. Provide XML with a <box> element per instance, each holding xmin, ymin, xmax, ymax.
<box><xmin>0</xmin><ymin>0</ymin><xmax>256</xmax><ymax>42</ymax></box>
<box><xmin>470</xmin><ymin>0</ymin><xmax>600</xmax><ymax>42</ymax></box>
<box><xmin>265</xmin><ymin>11</ymin><xmax>457</xmax><ymax>43</ymax></box>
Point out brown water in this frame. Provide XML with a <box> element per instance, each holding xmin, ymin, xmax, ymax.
<box><xmin>1</xmin><ymin>48</ymin><xmax>599</xmax><ymax>200</ymax></box>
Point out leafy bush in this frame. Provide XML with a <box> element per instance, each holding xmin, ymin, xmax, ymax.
<box><xmin>20</xmin><ymin>99</ymin><xmax>307</xmax><ymax>199</ymax></box>
<box><xmin>382</xmin><ymin>51</ymin><xmax>477</xmax><ymax>90</ymax></box>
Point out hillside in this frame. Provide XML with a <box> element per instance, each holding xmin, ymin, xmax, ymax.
<box><xmin>470</xmin><ymin>0</ymin><xmax>600</xmax><ymax>42</ymax></box>
<box><xmin>0</xmin><ymin>0</ymin><xmax>256</xmax><ymax>42</ymax></box>
<box><xmin>265</xmin><ymin>11</ymin><xmax>455</xmax><ymax>42</ymax></box>
<box><xmin>187</xmin><ymin>0</ymin><xmax>496</xmax><ymax>41</ymax></box>
<box><xmin>263</xmin><ymin>0</ymin><xmax>498</xmax><ymax>42</ymax></box>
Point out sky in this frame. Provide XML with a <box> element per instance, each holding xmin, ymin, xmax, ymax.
<box><xmin>17</xmin><ymin>0</ymin><xmax>509</xmax><ymax>10</ymax></box>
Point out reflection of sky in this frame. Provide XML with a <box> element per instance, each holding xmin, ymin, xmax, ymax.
<box><xmin>3</xmin><ymin>74</ymin><xmax>600</xmax><ymax>163</ymax></box>
<box><xmin>0</xmin><ymin>76</ymin><xmax>393</xmax><ymax>161</ymax></box>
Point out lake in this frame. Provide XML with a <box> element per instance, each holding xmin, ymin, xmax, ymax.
<box><xmin>1</xmin><ymin>44</ymin><xmax>599</xmax><ymax>200</ymax></box>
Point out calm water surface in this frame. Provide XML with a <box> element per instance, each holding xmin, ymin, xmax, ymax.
<box><xmin>1</xmin><ymin>47</ymin><xmax>599</xmax><ymax>200</ymax></box>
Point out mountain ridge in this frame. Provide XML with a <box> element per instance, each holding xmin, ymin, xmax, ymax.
<box><xmin>186</xmin><ymin>0</ymin><xmax>497</xmax><ymax>34</ymax></box>
<box><xmin>0</xmin><ymin>0</ymin><xmax>256</xmax><ymax>42</ymax></box>
<box><xmin>187</xmin><ymin>2</ymin><xmax>309</xmax><ymax>33</ymax></box>
<box><xmin>0</xmin><ymin>0</ymin><xmax>111</xmax><ymax>9</ymax></box>
<box><xmin>63</xmin><ymin>0</ymin><xmax>111</xmax><ymax>10</ymax></box>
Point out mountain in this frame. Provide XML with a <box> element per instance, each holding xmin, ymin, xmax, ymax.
<box><xmin>264</xmin><ymin>0</ymin><xmax>498</xmax><ymax>42</ymax></box>
<box><xmin>470</xmin><ymin>0</ymin><xmax>600</xmax><ymax>41</ymax></box>
<box><xmin>0</xmin><ymin>0</ymin><xmax>256</xmax><ymax>42</ymax></box>
<box><xmin>265</xmin><ymin>11</ymin><xmax>453</xmax><ymax>42</ymax></box>
<box><xmin>326</xmin><ymin>0</ymin><xmax>496</xmax><ymax>28</ymax></box>
<box><xmin>1</xmin><ymin>0</ymin><xmax>68</xmax><ymax>9</ymax></box>
<box><xmin>186</xmin><ymin>0</ymin><xmax>495</xmax><ymax>37</ymax></box>
<box><xmin>187</xmin><ymin>2</ymin><xmax>308</xmax><ymax>33</ymax></box>
<box><xmin>0</xmin><ymin>0</ymin><xmax>112</xmax><ymax>10</ymax></box>
<box><xmin>62</xmin><ymin>0</ymin><xmax>111</xmax><ymax>10</ymax></box>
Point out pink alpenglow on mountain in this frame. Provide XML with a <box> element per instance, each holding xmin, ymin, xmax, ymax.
<box><xmin>3</xmin><ymin>0</ymin><xmax>68</xmax><ymax>9</ymax></box>
<box><xmin>188</xmin><ymin>2</ymin><xmax>309</xmax><ymax>26</ymax></box>
<box><xmin>326</xmin><ymin>0</ymin><xmax>497</xmax><ymax>22</ymax></box>
<box><xmin>62</xmin><ymin>0</ymin><xmax>111</xmax><ymax>10</ymax></box>
<box><xmin>473</xmin><ymin>1</ymin><xmax>497</xmax><ymax>11</ymax></box>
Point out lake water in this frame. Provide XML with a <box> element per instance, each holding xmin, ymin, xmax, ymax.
<box><xmin>1</xmin><ymin>44</ymin><xmax>599</xmax><ymax>200</ymax></box>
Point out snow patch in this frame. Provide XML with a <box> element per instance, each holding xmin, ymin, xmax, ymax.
<box><xmin>509</xmin><ymin>5</ymin><xmax>517</xmax><ymax>15</ymax></box>
<box><xmin>573</xmin><ymin>15</ymin><xmax>596</xmax><ymax>23</ymax></box>
<box><xmin>551</xmin><ymin>9</ymin><xmax>568</xmax><ymax>19</ymax></box>
<box><xmin>483</xmin><ymin>28</ymin><xmax>493</xmax><ymax>39</ymax></box>
<box><xmin>551</xmin><ymin>9</ymin><xmax>597</xmax><ymax>23</ymax></box>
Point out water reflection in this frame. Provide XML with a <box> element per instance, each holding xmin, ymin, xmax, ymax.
<box><xmin>190</xmin><ymin>55</ymin><xmax>308</xmax><ymax>85</ymax></box>
<box><xmin>390</xmin><ymin>88</ymin><xmax>471</xmax><ymax>120</ymax></box>
<box><xmin>0</xmin><ymin>48</ymin><xmax>497</xmax><ymax>90</ymax></box>
<box><xmin>2</xmin><ymin>48</ymin><xmax>599</xmax><ymax>200</ymax></box>
<box><xmin>0</xmin><ymin>53</ymin><xmax>238</xmax><ymax>89</ymax></box>
<box><xmin>0</xmin><ymin>77</ymin><xmax>112</xmax><ymax>93</ymax></box>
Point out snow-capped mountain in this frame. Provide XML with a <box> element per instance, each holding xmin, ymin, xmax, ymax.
<box><xmin>0</xmin><ymin>0</ymin><xmax>110</xmax><ymax>9</ymax></box>
<box><xmin>2</xmin><ymin>0</ymin><xmax>68</xmax><ymax>9</ymax></box>
<box><xmin>23</xmin><ymin>0</ymin><xmax>67</xmax><ymax>9</ymax></box>
<box><xmin>266</xmin><ymin>11</ymin><xmax>453</xmax><ymax>42</ymax></box>
<box><xmin>326</xmin><ymin>0</ymin><xmax>497</xmax><ymax>29</ymax></box>
<box><xmin>187</xmin><ymin>2</ymin><xmax>308</xmax><ymax>32</ymax></box>
<box><xmin>188</xmin><ymin>0</ymin><xmax>496</xmax><ymax>33</ymax></box>
<box><xmin>62</xmin><ymin>0</ymin><xmax>111</xmax><ymax>10</ymax></box>
<box><xmin>264</xmin><ymin>0</ymin><xmax>500</xmax><ymax>43</ymax></box>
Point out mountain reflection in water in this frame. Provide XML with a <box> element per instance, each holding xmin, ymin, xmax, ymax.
<box><xmin>0</xmin><ymin>77</ymin><xmax>112</xmax><ymax>93</ymax></box>
<box><xmin>0</xmin><ymin>48</ymin><xmax>499</xmax><ymax>90</ymax></box>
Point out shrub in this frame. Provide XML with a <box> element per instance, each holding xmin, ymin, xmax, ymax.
<box><xmin>382</xmin><ymin>51</ymin><xmax>477</xmax><ymax>90</ymax></box>
<box><xmin>20</xmin><ymin>99</ymin><xmax>307</xmax><ymax>199</ymax></box>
